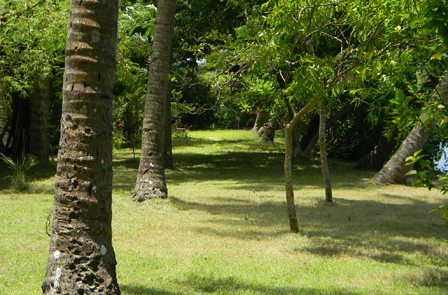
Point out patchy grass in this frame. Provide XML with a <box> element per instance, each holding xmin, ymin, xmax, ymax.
<box><xmin>1</xmin><ymin>129</ymin><xmax>448</xmax><ymax>294</ymax></box>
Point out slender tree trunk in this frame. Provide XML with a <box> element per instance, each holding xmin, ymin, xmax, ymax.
<box><xmin>42</xmin><ymin>0</ymin><xmax>120</xmax><ymax>294</ymax></box>
<box><xmin>164</xmin><ymin>80</ymin><xmax>174</xmax><ymax>169</ymax></box>
<box><xmin>133</xmin><ymin>0</ymin><xmax>176</xmax><ymax>201</ymax></box>
<box><xmin>319</xmin><ymin>106</ymin><xmax>332</xmax><ymax>202</ymax></box>
<box><xmin>28</xmin><ymin>78</ymin><xmax>50</xmax><ymax>164</ymax></box>
<box><xmin>284</xmin><ymin>101</ymin><xmax>314</xmax><ymax>233</ymax></box>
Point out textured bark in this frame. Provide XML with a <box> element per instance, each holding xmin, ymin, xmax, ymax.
<box><xmin>319</xmin><ymin>107</ymin><xmax>332</xmax><ymax>202</ymax></box>
<box><xmin>372</xmin><ymin>73</ymin><xmax>448</xmax><ymax>184</ymax></box>
<box><xmin>284</xmin><ymin>101</ymin><xmax>314</xmax><ymax>233</ymax></box>
<box><xmin>259</xmin><ymin>116</ymin><xmax>277</xmax><ymax>143</ymax></box>
<box><xmin>133</xmin><ymin>0</ymin><xmax>176</xmax><ymax>201</ymax></box>
<box><xmin>42</xmin><ymin>0</ymin><xmax>120</xmax><ymax>294</ymax></box>
<box><xmin>28</xmin><ymin>79</ymin><xmax>50</xmax><ymax>164</ymax></box>
<box><xmin>164</xmin><ymin>80</ymin><xmax>174</xmax><ymax>170</ymax></box>
<box><xmin>302</xmin><ymin>104</ymin><xmax>355</xmax><ymax>158</ymax></box>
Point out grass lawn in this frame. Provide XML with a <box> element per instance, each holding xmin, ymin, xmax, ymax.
<box><xmin>1</xmin><ymin>129</ymin><xmax>447</xmax><ymax>294</ymax></box>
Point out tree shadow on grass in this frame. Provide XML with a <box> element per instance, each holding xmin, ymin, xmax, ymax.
<box><xmin>170</xmin><ymin>193</ymin><xmax>448</xmax><ymax>269</ymax></box>
<box><xmin>121</xmin><ymin>274</ymin><xmax>362</xmax><ymax>295</ymax></box>
<box><xmin>120</xmin><ymin>284</ymin><xmax>182</xmax><ymax>295</ymax></box>
<box><xmin>109</xmin><ymin>146</ymin><xmax>376</xmax><ymax>194</ymax></box>
<box><xmin>167</xmin><ymin>152</ymin><xmax>374</xmax><ymax>191</ymax></box>
<box><xmin>180</xmin><ymin>273</ymin><xmax>362</xmax><ymax>294</ymax></box>
<box><xmin>414</xmin><ymin>268</ymin><xmax>448</xmax><ymax>290</ymax></box>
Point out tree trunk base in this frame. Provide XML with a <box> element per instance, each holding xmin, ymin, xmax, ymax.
<box><xmin>133</xmin><ymin>186</ymin><xmax>168</xmax><ymax>202</ymax></box>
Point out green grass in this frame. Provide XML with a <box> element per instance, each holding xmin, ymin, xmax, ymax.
<box><xmin>1</xmin><ymin>129</ymin><xmax>448</xmax><ymax>294</ymax></box>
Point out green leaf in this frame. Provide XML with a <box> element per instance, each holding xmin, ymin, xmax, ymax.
<box><xmin>419</xmin><ymin>159</ymin><xmax>431</xmax><ymax>169</ymax></box>
<box><xmin>406</xmin><ymin>170</ymin><xmax>417</xmax><ymax>176</ymax></box>
<box><xmin>395</xmin><ymin>89</ymin><xmax>405</xmax><ymax>101</ymax></box>
<box><xmin>409</xmin><ymin>17</ymin><xmax>425</xmax><ymax>29</ymax></box>
<box><xmin>431</xmin><ymin>52</ymin><xmax>443</xmax><ymax>60</ymax></box>
<box><xmin>403</xmin><ymin>66</ymin><xmax>416</xmax><ymax>72</ymax></box>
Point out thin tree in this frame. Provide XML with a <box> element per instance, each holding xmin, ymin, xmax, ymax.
<box><xmin>133</xmin><ymin>0</ymin><xmax>176</xmax><ymax>201</ymax></box>
<box><xmin>318</xmin><ymin>105</ymin><xmax>332</xmax><ymax>202</ymax></box>
<box><xmin>284</xmin><ymin>101</ymin><xmax>315</xmax><ymax>232</ymax></box>
<box><xmin>42</xmin><ymin>0</ymin><xmax>120</xmax><ymax>293</ymax></box>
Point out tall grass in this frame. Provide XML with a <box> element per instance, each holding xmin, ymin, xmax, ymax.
<box><xmin>1</xmin><ymin>130</ymin><xmax>448</xmax><ymax>294</ymax></box>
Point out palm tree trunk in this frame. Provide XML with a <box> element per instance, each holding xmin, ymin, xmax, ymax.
<box><xmin>319</xmin><ymin>106</ymin><xmax>332</xmax><ymax>202</ymax></box>
<box><xmin>133</xmin><ymin>0</ymin><xmax>176</xmax><ymax>201</ymax></box>
<box><xmin>42</xmin><ymin>0</ymin><xmax>120</xmax><ymax>293</ymax></box>
<box><xmin>372</xmin><ymin>115</ymin><xmax>436</xmax><ymax>184</ymax></box>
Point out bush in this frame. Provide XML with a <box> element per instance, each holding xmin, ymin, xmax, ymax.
<box><xmin>0</xmin><ymin>153</ymin><xmax>39</xmax><ymax>192</ymax></box>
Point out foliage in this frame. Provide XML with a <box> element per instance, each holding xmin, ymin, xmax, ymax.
<box><xmin>114</xmin><ymin>2</ymin><xmax>157</xmax><ymax>143</ymax></box>
<box><xmin>0</xmin><ymin>0</ymin><xmax>68</xmax><ymax>98</ymax></box>
<box><xmin>0</xmin><ymin>152</ymin><xmax>39</xmax><ymax>191</ymax></box>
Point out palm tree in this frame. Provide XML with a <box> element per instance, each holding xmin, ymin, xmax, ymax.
<box><xmin>133</xmin><ymin>0</ymin><xmax>176</xmax><ymax>202</ymax></box>
<box><xmin>42</xmin><ymin>0</ymin><xmax>120</xmax><ymax>293</ymax></box>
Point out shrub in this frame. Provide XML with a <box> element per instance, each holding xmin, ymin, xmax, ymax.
<box><xmin>0</xmin><ymin>153</ymin><xmax>39</xmax><ymax>192</ymax></box>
